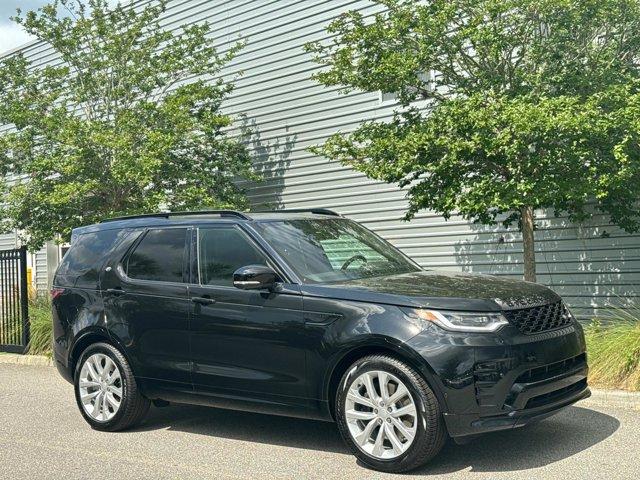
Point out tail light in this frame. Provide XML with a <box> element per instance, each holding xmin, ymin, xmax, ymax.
<box><xmin>50</xmin><ymin>288</ymin><xmax>65</xmax><ymax>300</ymax></box>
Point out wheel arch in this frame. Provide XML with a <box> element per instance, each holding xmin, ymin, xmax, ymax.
<box><xmin>69</xmin><ymin>328</ymin><xmax>132</xmax><ymax>377</ymax></box>
<box><xmin>324</xmin><ymin>338</ymin><xmax>448</xmax><ymax>421</ymax></box>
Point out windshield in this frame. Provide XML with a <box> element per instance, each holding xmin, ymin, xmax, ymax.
<box><xmin>254</xmin><ymin>218</ymin><xmax>421</xmax><ymax>283</ymax></box>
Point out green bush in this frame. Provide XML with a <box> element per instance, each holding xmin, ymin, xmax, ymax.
<box><xmin>27</xmin><ymin>297</ymin><xmax>53</xmax><ymax>357</ymax></box>
<box><xmin>585</xmin><ymin>310</ymin><xmax>640</xmax><ymax>391</ymax></box>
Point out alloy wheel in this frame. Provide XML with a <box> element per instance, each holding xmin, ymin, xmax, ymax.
<box><xmin>344</xmin><ymin>370</ymin><xmax>418</xmax><ymax>460</ymax></box>
<box><xmin>78</xmin><ymin>353</ymin><xmax>123</xmax><ymax>422</ymax></box>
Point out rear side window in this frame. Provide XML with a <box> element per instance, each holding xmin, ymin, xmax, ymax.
<box><xmin>127</xmin><ymin>228</ymin><xmax>187</xmax><ymax>283</ymax></box>
<box><xmin>55</xmin><ymin>229</ymin><xmax>127</xmax><ymax>288</ymax></box>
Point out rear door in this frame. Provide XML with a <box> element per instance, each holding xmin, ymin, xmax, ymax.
<box><xmin>101</xmin><ymin>226</ymin><xmax>192</xmax><ymax>391</ymax></box>
<box><xmin>188</xmin><ymin>224</ymin><xmax>307</xmax><ymax>405</ymax></box>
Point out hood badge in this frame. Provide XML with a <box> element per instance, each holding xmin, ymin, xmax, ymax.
<box><xmin>493</xmin><ymin>294</ymin><xmax>555</xmax><ymax>310</ymax></box>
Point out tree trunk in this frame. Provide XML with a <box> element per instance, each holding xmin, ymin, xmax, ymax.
<box><xmin>521</xmin><ymin>206</ymin><xmax>537</xmax><ymax>283</ymax></box>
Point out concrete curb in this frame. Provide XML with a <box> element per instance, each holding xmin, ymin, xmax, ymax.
<box><xmin>0</xmin><ymin>353</ymin><xmax>53</xmax><ymax>367</ymax></box>
<box><xmin>583</xmin><ymin>388</ymin><xmax>640</xmax><ymax>411</ymax></box>
<box><xmin>0</xmin><ymin>353</ymin><xmax>639</xmax><ymax>410</ymax></box>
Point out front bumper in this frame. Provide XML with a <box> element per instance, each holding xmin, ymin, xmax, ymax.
<box><xmin>443</xmin><ymin>373</ymin><xmax>590</xmax><ymax>438</ymax></box>
<box><xmin>407</xmin><ymin>322</ymin><xmax>589</xmax><ymax>438</ymax></box>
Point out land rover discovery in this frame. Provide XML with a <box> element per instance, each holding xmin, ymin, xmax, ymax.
<box><xmin>51</xmin><ymin>209</ymin><xmax>589</xmax><ymax>473</ymax></box>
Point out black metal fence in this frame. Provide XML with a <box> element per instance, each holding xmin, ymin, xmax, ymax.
<box><xmin>0</xmin><ymin>247</ymin><xmax>29</xmax><ymax>353</ymax></box>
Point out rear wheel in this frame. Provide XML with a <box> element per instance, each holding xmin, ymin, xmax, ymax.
<box><xmin>335</xmin><ymin>354</ymin><xmax>446</xmax><ymax>473</ymax></box>
<box><xmin>74</xmin><ymin>342</ymin><xmax>150</xmax><ymax>431</ymax></box>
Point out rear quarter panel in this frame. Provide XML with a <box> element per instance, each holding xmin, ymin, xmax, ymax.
<box><xmin>52</xmin><ymin>288</ymin><xmax>107</xmax><ymax>375</ymax></box>
<box><xmin>52</xmin><ymin>229</ymin><xmax>141</xmax><ymax>377</ymax></box>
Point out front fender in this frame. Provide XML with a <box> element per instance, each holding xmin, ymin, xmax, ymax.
<box><xmin>302</xmin><ymin>296</ymin><xmax>448</xmax><ymax>408</ymax></box>
<box><xmin>322</xmin><ymin>334</ymin><xmax>451</xmax><ymax>414</ymax></box>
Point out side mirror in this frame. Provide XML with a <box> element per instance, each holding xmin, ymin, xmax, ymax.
<box><xmin>233</xmin><ymin>265</ymin><xmax>279</xmax><ymax>290</ymax></box>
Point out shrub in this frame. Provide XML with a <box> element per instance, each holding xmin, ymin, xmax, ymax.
<box><xmin>585</xmin><ymin>309</ymin><xmax>640</xmax><ymax>391</ymax></box>
<box><xmin>27</xmin><ymin>297</ymin><xmax>53</xmax><ymax>357</ymax></box>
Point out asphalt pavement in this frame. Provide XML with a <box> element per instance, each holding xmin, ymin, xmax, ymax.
<box><xmin>0</xmin><ymin>362</ymin><xmax>638</xmax><ymax>479</ymax></box>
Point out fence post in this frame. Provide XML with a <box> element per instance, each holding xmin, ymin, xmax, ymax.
<box><xmin>19</xmin><ymin>246</ymin><xmax>29</xmax><ymax>352</ymax></box>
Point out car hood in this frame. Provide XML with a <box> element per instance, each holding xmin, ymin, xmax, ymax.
<box><xmin>300</xmin><ymin>270</ymin><xmax>560</xmax><ymax>312</ymax></box>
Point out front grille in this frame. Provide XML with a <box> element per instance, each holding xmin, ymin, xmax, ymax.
<box><xmin>503</xmin><ymin>301</ymin><xmax>573</xmax><ymax>334</ymax></box>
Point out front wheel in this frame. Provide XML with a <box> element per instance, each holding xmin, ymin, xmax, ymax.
<box><xmin>74</xmin><ymin>342</ymin><xmax>150</xmax><ymax>431</ymax></box>
<box><xmin>335</xmin><ymin>354</ymin><xmax>446</xmax><ymax>473</ymax></box>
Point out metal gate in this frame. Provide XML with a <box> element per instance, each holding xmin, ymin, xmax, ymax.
<box><xmin>0</xmin><ymin>247</ymin><xmax>29</xmax><ymax>353</ymax></box>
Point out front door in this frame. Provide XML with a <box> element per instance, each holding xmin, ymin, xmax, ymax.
<box><xmin>101</xmin><ymin>227</ymin><xmax>192</xmax><ymax>391</ymax></box>
<box><xmin>189</xmin><ymin>224</ymin><xmax>307</xmax><ymax>405</ymax></box>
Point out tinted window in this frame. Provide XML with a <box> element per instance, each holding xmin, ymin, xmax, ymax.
<box><xmin>198</xmin><ymin>228</ymin><xmax>268</xmax><ymax>286</ymax></box>
<box><xmin>127</xmin><ymin>228</ymin><xmax>187</xmax><ymax>283</ymax></box>
<box><xmin>55</xmin><ymin>229</ymin><xmax>128</xmax><ymax>288</ymax></box>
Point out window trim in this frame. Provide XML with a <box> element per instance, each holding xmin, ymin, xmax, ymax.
<box><xmin>193</xmin><ymin>224</ymin><xmax>289</xmax><ymax>288</ymax></box>
<box><xmin>120</xmin><ymin>226</ymin><xmax>191</xmax><ymax>286</ymax></box>
<box><xmin>58</xmin><ymin>242</ymin><xmax>71</xmax><ymax>259</ymax></box>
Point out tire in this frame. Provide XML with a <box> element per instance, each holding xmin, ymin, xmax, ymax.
<box><xmin>74</xmin><ymin>342</ymin><xmax>150</xmax><ymax>432</ymax></box>
<box><xmin>335</xmin><ymin>354</ymin><xmax>446</xmax><ymax>473</ymax></box>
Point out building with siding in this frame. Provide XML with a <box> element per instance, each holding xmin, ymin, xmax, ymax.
<box><xmin>1</xmin><ymin>0</ymin><xmax>638</xmax><ymax>319</ymax></box>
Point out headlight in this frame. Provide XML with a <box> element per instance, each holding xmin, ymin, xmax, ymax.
<box><xmin>409</xmin><ymin>309</ymin><xmax>509</xmax><ymax>333</ymax></box>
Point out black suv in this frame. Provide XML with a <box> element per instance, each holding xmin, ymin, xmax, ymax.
<box><xmin>52</xmin><ymin>209</ymin><xmax>589</xmax><ymax>473</ymax></box>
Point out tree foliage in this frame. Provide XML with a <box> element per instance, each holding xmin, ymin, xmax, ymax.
<box><xmin>307</xmin><ymin>0</ymin><xmax>640</xmax><ymax>280</ymax></box>
<box><xmin>0</xmin><ymin>0</ymin><xmax>253</xmax><ymax>249</ymax></box>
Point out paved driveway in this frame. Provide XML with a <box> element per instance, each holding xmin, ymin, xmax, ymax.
<box><xmin>0</xmin><ymin>363</ymin><xmax>638</xmax><ymax>479</ymax></box>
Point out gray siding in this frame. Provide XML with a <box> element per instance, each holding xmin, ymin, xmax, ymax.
<box><xmin>1</xmin><ymin>0</ymin><xmax>638</xmax><ymax>318</ymax></box>
<box><xmin>0</xmin><ymin>233</ymin><xmax>17</xmax><ymax>251</ymax></box>
<box><xmin>34</xmin><ymin>247</ymin><xmax>49</xmax><ymax>293</ymax></box>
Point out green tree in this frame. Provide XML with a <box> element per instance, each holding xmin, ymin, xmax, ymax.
<box><xmin>0</xmin><ymin>0</ymin><xmax>253</xmax><ymax>250</ymax></box>
<box><xmin>306</xmin><ymin>0</ymin><xmax>640</xmax><ymax>282</ymax></box>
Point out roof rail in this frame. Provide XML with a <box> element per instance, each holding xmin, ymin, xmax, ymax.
<box><xmin>268</xmin><ymin>208</ymin><xmax>342</xmax><ymax>217</ymax></box>
<box><xmin>100</xmin><ymin>210</ymin><xmax>252</xmax><ymax>223</ymax></box>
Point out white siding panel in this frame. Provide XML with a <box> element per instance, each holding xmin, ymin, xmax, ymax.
<box><xmin>34</xmin><ymin>247</ymin><xmax>48</xmax><ymax>293</ymax></box>
<box><xmin>0</xmin><ymin>233</ymin><xmax>17</xmax><ymax>251</ymax></box>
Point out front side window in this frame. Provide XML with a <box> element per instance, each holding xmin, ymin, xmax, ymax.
<box><xmin>198</xmin><ymin>227</ymin><xmax>270</xmax><ymax>286</ymax></box>
<box><xmin>127</xmin><ymin>228</ymin><xmax>187</xmax><ymax>283</ymax></box>
<box><xmin>254</xmin><ymin>219</ymin><xmax>420</xmax><ymax>283</ymax></box>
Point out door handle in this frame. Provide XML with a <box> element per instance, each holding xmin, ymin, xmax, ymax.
<box><xmin>105</xmin><ymin>288</ymin><xmax>125</xmax><ymax>296</ymax></box>
<box><xmin>191</xmin><ymin>296</ymin><xmax>216</xmax><ymax>305</ymax></box>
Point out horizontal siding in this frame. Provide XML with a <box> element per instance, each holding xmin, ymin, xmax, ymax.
<box><xmin>0</xmin><ymin>233</ymin><xmax>17</xmax><ymax>251</ymax></box>
<box><xmin>34</xmin><ymin>247</ymin><xmax>48</xmax><ymax>293</ymax></box>
<box><xmin>1</xmin><ymin>0</ymin><xmax>638</xmax><ymax>319</ymax></box>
